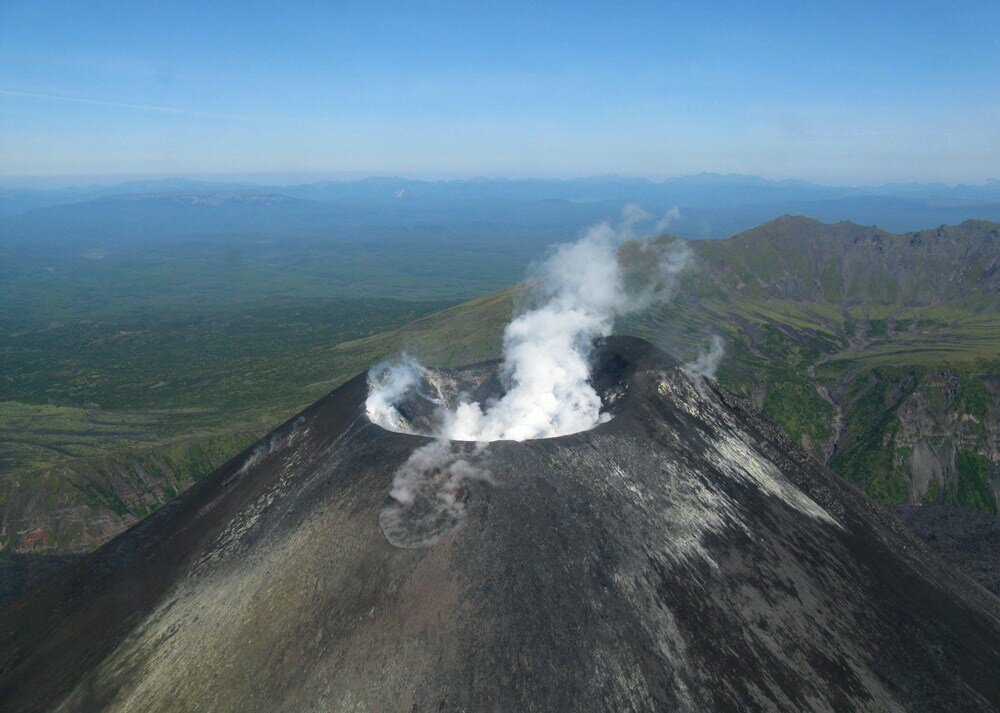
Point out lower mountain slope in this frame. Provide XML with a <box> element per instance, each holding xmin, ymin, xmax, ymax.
<box><xmin>1</xmin><ymin>337</ymin><xmax>997</xmax><ymax>712</ymax></box>
<box><xmin>890</xmin><ymin>504</ymin><xmax>1000</xmax><ymax>595</ymax></box>
<box><xmin>1</xmin><ymin>218</ymin><xmax>995</xmax><ymax>589</ymax></box>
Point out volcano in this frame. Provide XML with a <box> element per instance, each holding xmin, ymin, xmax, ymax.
<box><xmin>1</xmin><ymin>336</ymin><xmax>998</xmax><ymax>711</ymax></box>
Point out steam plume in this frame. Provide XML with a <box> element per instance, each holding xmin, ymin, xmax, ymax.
<box><xmin>365</xmin><ymin>354</ymin><xmax>432</xmax><ymax>433</ymax></box>
<box><xmin>684</xmin><ymin>335</ymin><xmax>725</xmax><ymax>389</ymax></box>
<box><xmin>367</xmin><ymin>206</ymin><xmax>690</xmax><ymax>441</ymax></box>
<box><xmin>367</xmin><ymin>206</ymin><xmax>690</xmax><ymax>546</ymax></box>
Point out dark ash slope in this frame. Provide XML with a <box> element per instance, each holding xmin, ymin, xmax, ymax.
<box><xmin>890</xmin><ymin>504</ymin><xmax>1000</xmax><ymax>596</ymax></box>
<box><xmin>1</xmin><ymin>337</ymin><xmax>998</xmax><ymax>712</ymax></box>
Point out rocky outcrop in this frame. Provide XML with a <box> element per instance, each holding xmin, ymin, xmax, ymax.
<box><xmin>828</xmin><ymin>367</ymin><xmax>998</xmax><ymax>513</ymax></box>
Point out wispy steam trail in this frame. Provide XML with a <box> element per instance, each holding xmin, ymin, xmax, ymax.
<box><xmin>378</xmin><ymin>440</ymin><xmax>492</xmax><ymax>548</ymax></box>
<box><xmin>684</xmin><ymin>335</ymin><xmax>725</xmax><ymax>390</ymax></box>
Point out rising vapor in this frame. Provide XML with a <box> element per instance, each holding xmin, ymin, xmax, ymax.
<box><xmin>367</xmin><ymin>206</ymin><xmax>690</xmax><ymax>441</ymax></box>
<box><xmin>684</xmin><ymin>334</ymin><xmax>725</xmax><ymax>389</ymax></box>
<box><xmin>366</xmin><ymin>206</ymin><xmax>691</xmax><ymax>545</ymax></box>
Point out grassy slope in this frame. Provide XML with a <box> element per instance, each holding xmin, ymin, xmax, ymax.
<box><xmin>0</xmin><ymin>296</ymin><xmax>465</xmax><ymax>551</ymax></box>
<box><xmin>2</xmin><ymin>217</ymin><xmax>997</xmax><ymax>554</ymax></box>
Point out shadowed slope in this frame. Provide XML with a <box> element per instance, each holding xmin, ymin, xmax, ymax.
<box><xmin>0</xmin><ymin>337</ymin><xmax>997</xmax><ymax>712</ymax></box>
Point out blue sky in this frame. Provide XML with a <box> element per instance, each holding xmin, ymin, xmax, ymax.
<box><xmin>1</xmin><ymin>1</ymin><xmax>997</xmax><ymax>183</ymax></box>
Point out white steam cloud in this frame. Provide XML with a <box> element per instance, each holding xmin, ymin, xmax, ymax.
<box><xmin>367</xmin><ymin>206</ymin><xmax>691</xmax><ymax>546</ymax></box>
<box><xmin>365</xmin><ymin>354</ymin><xmax>430</xmax><ymax>433</ymax></box>
<box><xmin>684</xmin><ymin>335</ymin><xmax>725</xmax><ymax>389</ymax></box>
<box><xmin>368</xmin><ymin>206</ymin><xmax>690</xmax><ymax>442</ymax></box>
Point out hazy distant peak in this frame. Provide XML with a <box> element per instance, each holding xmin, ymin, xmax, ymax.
<box><xmin>102</xmin><ymin>189</ymin><xmax>298</xmax><ymax>206</ymax></box>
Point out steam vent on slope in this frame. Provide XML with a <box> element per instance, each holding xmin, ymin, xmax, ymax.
<box><xmin>2</xmin><ymin>337</ymin><xmax>999</xmax><ymax>711</ymax></box>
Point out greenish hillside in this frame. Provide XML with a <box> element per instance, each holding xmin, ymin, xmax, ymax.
<box><xmin>0</xmin><ymin>291</ymin><xmax>512</xmax><ymax>553</ymax></box>
<box><xmin>2</xmin><ymin>217</ymin><xmax>997</xmax><ymax>558</ymax></box>
<box><xmin>625</xmin><ymin>217</ymin><xmax>999</xmax><ymax>513</ymax></box>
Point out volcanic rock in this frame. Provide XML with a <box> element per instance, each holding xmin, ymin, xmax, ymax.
<box><xmin>1</xmin><ymin>337</ymin><xmax>998</xmax><ymax>711</ymax></box>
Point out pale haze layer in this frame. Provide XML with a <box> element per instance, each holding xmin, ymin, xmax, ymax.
<box><xmin>1</xmin><ymin>3</ymin><xmax>997</xmax><ymax>182</ymax></box>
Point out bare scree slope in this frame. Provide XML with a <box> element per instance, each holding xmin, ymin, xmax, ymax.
<box><xmin>0</xmin><ymin>336</ymin><xmax>998</xmax><ymax>711</ymax></box>
<box><xmin>2</xmin><ymin>214</ymin><xmax>998</xmax><ymax>711</ymax></box>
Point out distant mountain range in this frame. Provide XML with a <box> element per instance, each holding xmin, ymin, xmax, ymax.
<box><xmin>3</xmin><ymin>174</ymin><xmax>1000</xmax><ymax>240</ymax></box>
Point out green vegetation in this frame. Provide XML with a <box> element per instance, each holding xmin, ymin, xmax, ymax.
<box><xmin>950</xmin><ymin>450</ymin><xmax>996</xmax><ymax>514</ymax></box>
<box><xmin>760</xmin><ymin>374</ymin><xmax>834</xmax><ymax>450</ymax></box>
<box><xmin>958</xmin><ymin>372</ymin><xmax>992</xmax><ymax>421</ymax></box>
<box><xmin>2</xmin><ymin>297</ymin><xmax>453</xmax><ymax>412</ymax></box>
<box><xmin>829</xmin><ymin>377</ymin><xmax>902</xmax><ymax>483</ymax></box>
<box><xmin>2</xmin><ymin>215</ymin><xmax>997</xmax><ymax>555</ymax></box>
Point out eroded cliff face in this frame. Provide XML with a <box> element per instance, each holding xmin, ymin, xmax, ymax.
<box><xmin>897</xmin><ymin>374</ymin><xmax>998</xmax><ymax>506</ymax></box>
<box><xmin>828</xmin><ymin>368</ymin><xmax>998</xmax><ymax>513</ymax></box>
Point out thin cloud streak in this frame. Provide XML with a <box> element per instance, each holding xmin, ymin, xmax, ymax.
<box><xmin>0</xmin><ymin>89</ymin><xmax>283</xmax><ymax>122</ymax></box>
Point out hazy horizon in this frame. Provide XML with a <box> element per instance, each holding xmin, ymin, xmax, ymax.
<box><xmin>3</xmin><ymin>170</ymin><xmax>999</xmax><ymax>192</ymax></box>
<box><xmin>2</xmin><ymin>2</ymin><xmax>998</xmax><ymax>183</ymax></box>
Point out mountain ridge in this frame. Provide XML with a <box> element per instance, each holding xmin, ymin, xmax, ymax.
<box><xmin>4</xmin><ymin>175</ymin><xmax>1000</xmax><ymax>236</ymax></box>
